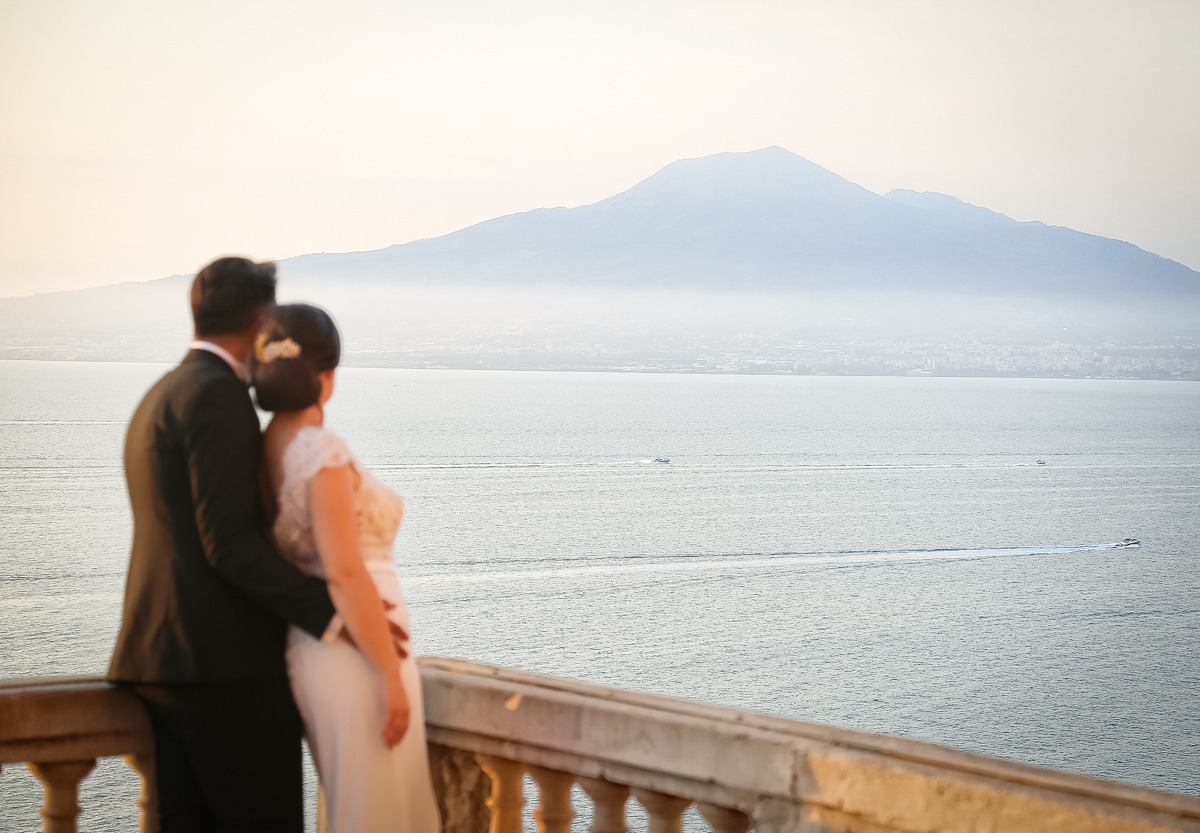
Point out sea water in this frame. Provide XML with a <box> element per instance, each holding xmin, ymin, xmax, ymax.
<box><xmin>1</xmin><ymin>361</ymin><xmax>1198</xmax><ymax>829</ymax></box>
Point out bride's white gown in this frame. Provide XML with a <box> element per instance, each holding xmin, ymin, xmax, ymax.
<box><xmin>274</xmin><ymin>426</ymin><xmax>440</xmax><ymax>833</ymax></box>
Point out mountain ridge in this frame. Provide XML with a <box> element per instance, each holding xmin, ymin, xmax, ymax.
<box><xmin>2</xmin><ymin>147</ymin><xmax>1196</xmax><ymax>301</ymax></box>
<box><xmin>269</xmin><ymin>146</ymin><xmax>1197</xmax><ymax>295</ymax></box>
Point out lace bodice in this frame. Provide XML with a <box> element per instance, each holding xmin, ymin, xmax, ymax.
<box><xmin>273</xmin><ymin>426</ymin><xmax>404</xmax><ymax>577</ymax></box>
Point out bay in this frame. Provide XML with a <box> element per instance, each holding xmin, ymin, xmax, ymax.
<box><xmin>1</xmin><ymin>360</ymin><xmax>1197</xmax><ymax>829</ymax></box>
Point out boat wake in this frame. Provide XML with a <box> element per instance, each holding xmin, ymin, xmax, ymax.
<box><xmin>373</xmin><ymin>458</ymin><xmax>670</xmax><ymax>470</ymax></box>
<box><xmin>410</xmin><ymin>542</ymin><xmax>1139</xmax><ymax>586</ymax></box>
<box><xmin>360</xmin><ymin>458</ymin><xmax>1200</xmax><ymax>473</ymax></box>
<box><xmin>371</xmin><ymin>459</ymin><xmax>1048</xmax><ymax>472</ymax></box>
<box><xmin>0</xmin><ymin>419</ymin><xmax>128</xmax><ymax>426</ymax></box>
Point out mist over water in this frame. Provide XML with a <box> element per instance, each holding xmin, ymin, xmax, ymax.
<box><xmin>1</xmin><ymin>361</ymin><xmax>1198</xmax><ymax>830</ymax></box>
<box><xmin>3</xmin><ymin>284</ymin><xmax>1197</xmax><ymax>375</ymax></box>
<box><xmin>305</xmin><ymin>283</ymin><xmax>1200</xmax><ymax>344</ymax></box>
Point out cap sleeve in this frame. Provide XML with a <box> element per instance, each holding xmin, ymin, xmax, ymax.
<box><xmin>274</xmin><ymin>427</ymin><xmax>359</xmax><ymax>571</ymax></box>
<box><xmin>284</xmin><ymin>427</ymin><xmax>356</xmax><ymax>486</ymax></box>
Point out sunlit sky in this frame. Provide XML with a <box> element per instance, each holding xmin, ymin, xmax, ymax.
<box><xmin>2</xmin><ymin>0</ymin><xmax>1197</xmax><ymax>298</ymax></box>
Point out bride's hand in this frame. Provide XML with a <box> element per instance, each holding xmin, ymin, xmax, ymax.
<box><xmin>381</xmin><ymin>673</ymin><xmax>411</xmax><ymax>748</ymax></box>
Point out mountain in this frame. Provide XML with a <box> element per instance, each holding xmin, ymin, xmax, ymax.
<box><xmin>273</xmin><ymin>146</ymin><xmax>1198</xmax><ymax>296</ymax></box>
<box><xmin>1</xmin><ymin>147</ymin><xmax>1197</xmax><ymax>367</ymax></box>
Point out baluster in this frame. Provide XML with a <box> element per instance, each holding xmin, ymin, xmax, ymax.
<box><xmin>477</xmin><ymin>754</ymin><xmax>525</xmax><ymax>833</ymax></box>
<box><xmin>27</xmin><ymin>759</ymin><xmax>97</xmax><ymax>833</ymax></box>
<box><xmin>578</xmin><ymin>777</ymin><xmax>630</xmax><ymax>833</ymax></box>
<box><xmin>632</xmin><ymin>789</ymin><xmax>691</xmax><ymax>833</ymax></box>
<box><xmin>698</xmin><ymin>803</ymin><xmax>752</xmax><ymax>833</ymax></box>
<box><xmin>124</xmin><ymin>752</ymin><xmax>160</xmax><ymax>833</ymax></box>
<box><xmin>428</xmin><ymin>743</ymin><xmax>491</xmax><ymax>833</ymax></box>
<box><xmin>527</xmin><ymin>765</ymin><xmax>575</xmax><ymax>833</ymax></box>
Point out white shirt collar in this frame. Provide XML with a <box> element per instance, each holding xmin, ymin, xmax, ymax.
<box><xmin>190</xmin><ymin>340</ymin><xmax>251</xmax><ymax>384</ymax></box>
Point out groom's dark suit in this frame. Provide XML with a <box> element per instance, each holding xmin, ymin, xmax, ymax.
<box><xmin>110</xmin><ymin>348</ymin><xmax>336</xmax><ymax>832</ymax></box>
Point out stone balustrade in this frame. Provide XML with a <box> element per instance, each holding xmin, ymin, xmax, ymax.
<box><xmin>0</xmin><ymin>675</ymin><xmax>157</xmax><ymax>832</ymax></box>
<box><xmin>3</xmin><ymin>658</ymin><xmax>1200</xmax><ymax>833</ymax></box>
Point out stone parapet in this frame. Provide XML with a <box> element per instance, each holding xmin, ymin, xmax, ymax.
<box><xmin>419</xmin><ymin>657</ymin><xmax>1200</xmax><ymax>833</ymax></box>
<box><xmin>0</xmin><ymin>675</ymin><xmax>156</xmax><ymax>832</ymax></box>
<box><xmin>2</xmin><ymin>659</ymin><xmax>1199</xmax><ymax>833</ymax></box>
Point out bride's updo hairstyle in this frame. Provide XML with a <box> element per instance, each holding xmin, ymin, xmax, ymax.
<box><xmin>253</xmin><ymin>303</ymin><xmax>341</xmax><ymax>412</ymax></box>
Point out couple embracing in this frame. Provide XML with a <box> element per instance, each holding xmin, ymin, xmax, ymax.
<box><xmin>109</xmin><ymin>257</ymin><xmax>439</xmax><ymax>833</ymax></box>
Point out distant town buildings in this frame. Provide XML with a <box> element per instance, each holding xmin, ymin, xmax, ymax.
<box><xmin>2</xmin><ymin>324</ymin><xmax>1197</xmax><ymax>380</ymax></box>
<box><xmin>339</xmin><ymin>329</ymin><xmax>1200</xmax><ymax>381</ymax></box>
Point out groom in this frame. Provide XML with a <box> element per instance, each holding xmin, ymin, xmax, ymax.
<box><xmin>110</xmin><ymin>257</ymin><xmax>336</xmax><ymax>832</ymax></box>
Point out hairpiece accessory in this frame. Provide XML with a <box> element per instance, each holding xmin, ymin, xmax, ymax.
<box><xmin>256</xmin><ymin>334</ymin><xmax>302</xmax><ymax>365</ymax></box>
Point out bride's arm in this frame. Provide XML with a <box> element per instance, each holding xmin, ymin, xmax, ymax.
<box><xmin>309</xmin><ymin>463</ymin><xmax>410</xmax><ymax>747</ymax></box>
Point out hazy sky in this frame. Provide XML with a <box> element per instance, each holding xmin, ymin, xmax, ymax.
<box><xmin>2</xmin><ymin>0</ymin><xmax>1197</xmax><ymax>297</ymax></box>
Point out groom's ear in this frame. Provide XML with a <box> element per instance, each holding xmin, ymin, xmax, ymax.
<box><xmin>247</xmin><ymin>308</ymin><xmax>267</xmax><ymax>337</ymax></box>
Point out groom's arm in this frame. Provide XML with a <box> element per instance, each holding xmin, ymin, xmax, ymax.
<box><xmin>186</xmin><ymin>373</ymin><xmax>335</xmax><ymax>638</ymax></box>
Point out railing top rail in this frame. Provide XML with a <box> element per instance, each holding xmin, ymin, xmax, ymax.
<box><xmin>0</xmin><ymin>675</ymin><xmax>152</xmax><ymax>765</ymax></box>
<box><xmin>0</xmin><ymin>675</ymin><xmax>111</xmax><ymax>693</ymax></box>
<box><xmin>418</xmin><ymin>656</ymin><xmax>1200</xmax><ymax>822</ymax></box>
<box><xmin>2</xmin><ymin>662</ymin><xmax>1198</xmax><ymax>830</ymax></box>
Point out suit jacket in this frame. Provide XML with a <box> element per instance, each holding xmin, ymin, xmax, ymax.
<box><xmin>109</xmin><ymin>349</ymin><xmax>335</xmax><ymax>684</ymax></box>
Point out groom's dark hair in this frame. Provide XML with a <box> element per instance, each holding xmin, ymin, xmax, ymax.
<box><xmin>190</xmin><ymin>257</ymin><xmax>277</xmax><ymax>337</ymax></box>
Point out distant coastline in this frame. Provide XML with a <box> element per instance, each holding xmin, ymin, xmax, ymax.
<box><xmin>1</xmin><ymin>349</ymin><xmax>1196</xmax><ymax>381</ymax></box>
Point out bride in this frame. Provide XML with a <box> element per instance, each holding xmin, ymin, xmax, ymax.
<box><xmin>253</xmin><ymin>303</ymin><xmax>440</xmax><ymax>833</ymax></box>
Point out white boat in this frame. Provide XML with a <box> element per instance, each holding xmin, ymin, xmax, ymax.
<box><xmin>1035</xmin><ymin>459</ymin><xmax>1047</xmax><ymax>465</ymax></box>
<box><xmin>1115</xmin><ymin>538</ymin><xmax>1141</xmax><ymax>547</ymax></box>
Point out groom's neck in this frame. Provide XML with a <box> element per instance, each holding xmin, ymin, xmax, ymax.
<box><xmin>194</xmin><ymin>332</ymin><xmax>254</xmax><ymax>366</ymax></box>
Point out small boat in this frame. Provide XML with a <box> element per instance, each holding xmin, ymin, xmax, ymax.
<box><xmin>654</xmin><ymin>457</ymin><xmax>670</xmax><ymax>464</ymax></box>
<box><xmin>1035</xmin><ymin>459</ymin><xmax>1047</xmax><ymax>465</ymax></box>
<box><xmin>1115</xmin><ymin>538</ymin><xmax>1141</xmax><ymax>548</ymax></box>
